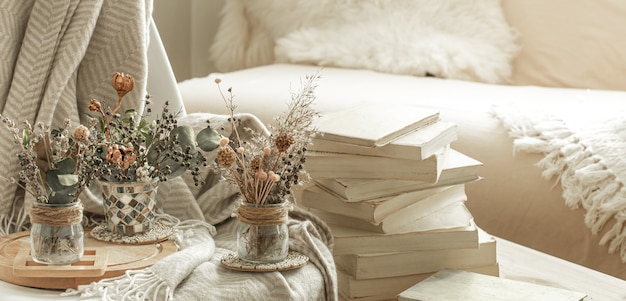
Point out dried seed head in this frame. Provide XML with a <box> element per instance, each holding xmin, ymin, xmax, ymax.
<box><xmin>88</xmin><ymin>99</ymin><xmax>102</xmax><ymax>112</ymax></box>
<box><xmin>112</xmin><ymin>72</ymin><xmax>134</xmax><ymax>97</ymax></box>
<box><xmin>275</xmin><ymin>133</ymin><xmax>295</xmax><ymax>152</ymax></box>
<box><xmin>216</xmin><ymin>146</ymin><xmax>236</xmax><ymax>168</ymax></box>
<box><xmin>73</xmin><ymin>125</ymin><xmax>90</xmax><ymax>143</ymax></box>
<box><xmin>255</xmin><ymin>170</ymin><xmax>268</xmax><ymax>181</ymax></box>
<box><xmin>249</xmin><ymin>156</ymin><xmax>262</xmax><ymax>171</ymax></box>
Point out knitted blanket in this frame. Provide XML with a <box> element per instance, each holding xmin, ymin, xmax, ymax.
<box><xmin>63</xmin><ymin>113</ymin><xmax>337</xmax><ymax>301</ymax></box>
<box><xmin>1</xmin><ymin>2</ymin><xmax>337</xmax><ymax>299</ymax></box>
<box><xmin>0</xmin><ymin>0</ymin><xmax>152</xmax><ymax>235</ymax></box>
<box><xmin>494</xmin><ymin>99</ymin><xmax>626</xmax><ymax>261</ymax></box>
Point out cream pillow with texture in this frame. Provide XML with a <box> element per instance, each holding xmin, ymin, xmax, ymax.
<box><xmin>210</xmin><ymin>0</ymin><xmax>339</xmax><ymax>72</ymax></box>
<box><xmin>502</xmin><ymin>0</ymin><xmax>626</xmax><ymax>91</ymax></box>
<box><xmin>274</xmin><ymin>0</ymin><xmax>519</xmax><ymax>84</ymax></box>
<box><xmin>210</xmin><ymin>0</ymin><xmax>519</xmax><ymax>84</ymax></box>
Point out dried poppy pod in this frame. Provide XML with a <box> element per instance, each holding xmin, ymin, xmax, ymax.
<box><xmin>275</xmin><ymin>133</ymin><xmax>295</xmax><ymax>152</ymax></box>
<box><xmin>112</xmin><ymin>72</ymin><xmax>134</xmax><ymax>97</ymax></box>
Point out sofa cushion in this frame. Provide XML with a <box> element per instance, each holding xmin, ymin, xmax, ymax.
<box><xmin>502</xmin><ymin>0</ymin><xmax>626</xmax><ymax>91</ymax></box>
<box><xmin>210</xmin><ymin>0</ymin><xmax>519</xmax><ymax>84</ymax></box>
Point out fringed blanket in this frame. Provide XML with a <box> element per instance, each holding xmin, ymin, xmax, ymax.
<box><xmin>62</xmin><ymin>113</ymin><xmax>337</xmax><ymax>301</ymax></box>
<box><xmin>0</xmin><ymin>2</ymin><xmax>337</xmax><ymax>299</ymax></box>
<box><xmin>0</xmin><ymin>0</ymin><xmax>153</xmax><ymax>235</ymax></box>
<box><xmin>64</xmin><ymin>208</ymin><xmax>335</xmax><ymax>301</ymax></box>
<box><xmin>494</xmin><ymin>99</ymin><xmax>626</xmax><ymax>261</ymax></box>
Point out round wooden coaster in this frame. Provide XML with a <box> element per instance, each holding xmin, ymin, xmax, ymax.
<box><xmin>221</xmin><ymin>250</ymin><xmax>309</xmax><ymax>272</ymax></box>
<box><xmin>90</xmin><ymin>221</ymin><xmax>174</xmax><ymax>245</ymax></box>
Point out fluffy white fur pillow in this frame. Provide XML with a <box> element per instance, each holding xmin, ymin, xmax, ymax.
<box><xmin>210</xmin><ymin>0</ymin><xmax>519</xmax><ymax>84</ymax></box>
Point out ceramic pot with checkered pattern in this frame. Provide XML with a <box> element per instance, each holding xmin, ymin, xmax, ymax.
<box><xmin>98</xmin><ymin>179</ymin><xmax>158</xmax><ymax>235</ymax></box>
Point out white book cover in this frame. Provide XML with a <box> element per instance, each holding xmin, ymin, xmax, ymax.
<box><xmin>301</xmin><ymin>185</ymin><xmax>451</xmax><ymax>224</ymax></box>
<box><xmin>316</xmin><ymin>148</ymin><xmax>482</xmax><ymax>200</ymax></box>
<box><xmin>331</xmin><ymin>219</ymin><xmax>479</xmax><ymax>256</ymax></box>
<box><xmin>311</xmin><ymin>120</ymin><xmax>457</xmax><ymax>160</ymax></box>
<box><xmin>335</xmin><ymin>228</ymin><xmax>496</xmax><ymax>279</ymax></box>
<box><xmin>308</xmin><ymin>187</ymin><xmax>471</xmax><ymax>234</ymax></box>
<box><xmin>338</xmin><ymin>264</ymin><xmax>500</xmax><ymax>301</ymax></box>
<box><xmin>397</xmin><ymin>269</ymin><xmax>586</xmax><ymax>301</ymax></box>
<box><xmin>305</xmin><ymin>146</ymin><xmax>448</xmax><ymax>182</ymax></box>
<box><xmin>315</xmin><ymin>104</ymin><xmax>440</xmax><ymax>147</ymax></box>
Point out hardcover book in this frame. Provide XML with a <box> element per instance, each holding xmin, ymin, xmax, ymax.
<box><xmin>331</xmin><ymin>219</ymin><xmax>479</xmax><ymax>256</ymax></box>
<box><xmin>397</xmin><ymin>269</ymin><xmax>587</xmax><ymax>301</ymax></box>
<box><xmin>301</xmin><ymin>184</ymin><xmax>452</xmax><ymax>224</ymax></box>
<box><xmin>314</xmin><ymin>104</ymin><xmax>440</xmax><ymax>147</ymax></box>
<box><xmin>315</xmin><ymin>148</ymin><xmax>482</xmax><ymax>201</ymax></box>
<box><xmin>335</xmin><ymin>228</ymin><xmax>496</xmax><ymax>279</ymax></box>
<box><xmin>305</xmin><ymin>147</ymin><xmax>447</xmax><ymax>182</ymax></box>
<box><xmin>310</xmin><ymin>120</ymin><xmax>457</xmax><ymax>160</ymax></box>
<box><xmin>309</xmin><ymin>200</ymin><xmax>472</xmax><ymax>234</ymax></box>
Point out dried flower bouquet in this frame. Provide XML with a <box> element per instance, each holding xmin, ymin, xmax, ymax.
<box><xmin>214</xmin><ymin>72</ymin><xmax>320</xmax><ymax>205</ymax></box>
<box><xmin>86</xmin><ymin>72</ymin><xmax>221</xmax><ymax>184</ymax></box>
<box><xmin>0</xmin><ymin>116</ymin><xmax>97</xmax><ymax>205</ymax></box>
<box><xmin>214</xmin><ymin>72</ymin><xmax>321</xmax><ymax>263</ymax></box>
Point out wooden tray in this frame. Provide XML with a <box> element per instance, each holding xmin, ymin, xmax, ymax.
<box><xmin>0</xmin><ymin>230</ymin><xmax>177</xmax><ymax>290</ymax></box>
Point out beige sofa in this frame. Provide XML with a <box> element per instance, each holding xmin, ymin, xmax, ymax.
<box><xmin>178</xmin><ymin>0</ymin><xmax>626</xmax><ymax>280</ymax></box>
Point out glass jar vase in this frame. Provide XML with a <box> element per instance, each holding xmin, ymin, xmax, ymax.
<box><xmin>236</xmin><ymin>201</ymin><xmax>290</xmax><ymax>263</ymax></box>
<box><xmin>29</xmin><ymin>202</ymin><xmax>84</xmax><ymax>265</ymax></box>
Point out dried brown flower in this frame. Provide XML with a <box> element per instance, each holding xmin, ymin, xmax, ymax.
<box><xmin>249</xmin><ymin>156</ymin><xmax>262</xmax><ymax>171</ymax></box>
<box><xmin>275</xmin><ymin>133</ymin><xmax>295</xmax><ymax>152</ymax></box>
<box><xmin>88</xmin><ymin>99</ymin><xmax>102</xmax><ymax>112</ymax></box>
<box><xmin>112</xmin><ymin>72</ymin><xmax>134</xmax><ymax>98</ymax></box>
<box><xmin>73</xmin><ymin>125</ymin><xmax>90</xmax><ymax>143</ymax></box>
<box><xmin>217</xmin><ymin>146</ymin><xmax>236</xmax><ymax>168</ymax></box>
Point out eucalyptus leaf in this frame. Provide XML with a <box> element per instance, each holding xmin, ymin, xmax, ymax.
<box><xmin>166</xmin><ymin>162</ymin><xmax>187</xmax><ymax>179</ymax></box>
<box><xmin>47</xmin><ymin>187</ymin><xmax>77</xmax><ymax>204</ymax></box>
<box><xmin>196</xmin><ymin>127</ymin><xmax>221</xmax><ymax>152</ymax></box>
<box><xmin>57</xmin><ymin>174</ymin><xmax>79</xmax><ymax>186</ymax></box>
<box><xmin>56</xmin><ymin>157</ymin><xmax>76</xmax><ymax>174</ymax></box>
<box><xmin>170</xmin><ymin>125</ymin><xmax>197</xmax><ymax>153</ymax></box>
<box><xmin>47</xmin><ymin>170</ymin><xmax>79</xmax><ymax>191</ymax></box>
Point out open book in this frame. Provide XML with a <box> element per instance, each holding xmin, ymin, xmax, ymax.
<box><xmin>397</xmin><ymin>269</ymin><xmax>586</xmax><ymax>301</ymax></box>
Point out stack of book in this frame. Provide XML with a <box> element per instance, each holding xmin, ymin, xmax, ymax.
<box><xmin>299</xmin><ymin>104</ymin><xmax>499</xmax><ymax>301</ymax></box>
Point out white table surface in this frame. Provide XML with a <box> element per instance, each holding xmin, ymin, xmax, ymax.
<box><xmin>0</xmin><ymin>281</ymin><xmax>97</xmax><ymax>300</ymax></box>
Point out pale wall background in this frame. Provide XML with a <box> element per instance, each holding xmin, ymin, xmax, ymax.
<box><xmin>152</xmin><ymin>0</ymin><xmax>224</xmax><ymax>82</ymax></box>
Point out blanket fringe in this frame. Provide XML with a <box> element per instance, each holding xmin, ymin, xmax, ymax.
<box><xmin>61</xmin><ymin>213</ymin><xmax>216</xmax><ymax>300</ymax></box>
<box><xmin>494</xmin><ymin>107</ymin><xmax>626</xmax><ymax>263</ymax></box>
<box><xmin>0</xmin><ymin>199</ymin><xmax>29</xmax><ymax>236</ymax></box>
<box><xmin>62</xmin><ymin>268</ymin><xmax>172</xmax><ymax>301</ymax></box>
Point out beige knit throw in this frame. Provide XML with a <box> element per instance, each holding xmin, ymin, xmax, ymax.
<box><xmin>0</xmin><ymin>0</ymin><xmax>153</xmax><ymax>235</ymax></box>
<box><xmin>494</xmin><ymin>99</ymin><xmax>626</xmax><ymax>262</ymax></box>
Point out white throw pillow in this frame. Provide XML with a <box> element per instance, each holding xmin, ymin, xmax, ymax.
<box><xmin>210</xmin><ymin>0</ymin><xmax>519</xmax><ymax>84</ymax></box>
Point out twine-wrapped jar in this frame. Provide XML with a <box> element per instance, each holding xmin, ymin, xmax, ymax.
<box><xmin>236</xmin><ymin>201</ymin><xmax>290</xmax><ymax>263</ymax></box>
<box><xmin>29</xmin><ymin>202</ymin><xmax>84</xmax><ymax>265</ymax></box>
